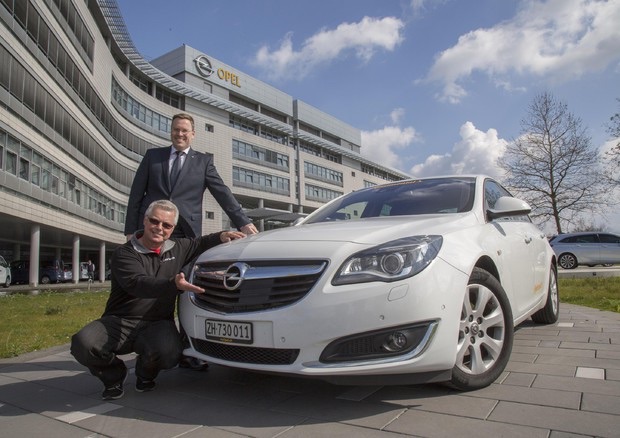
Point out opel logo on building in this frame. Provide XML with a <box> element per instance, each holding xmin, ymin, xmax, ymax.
<box><xmin>194</xmin><ymin>55</ymin><xmax>215</xmax><ymax>78</ymax></box>
<box><xmin>223</xmin><ymin>262</ymin><xmax>249</xmax><ymax>290</ymax></box>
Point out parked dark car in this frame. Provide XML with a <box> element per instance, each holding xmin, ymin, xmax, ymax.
<box><xmin>549</xmin><ymin>232</ymin><xmax>620</xmax><ymax>269</ymax></box>
<box><xmin>9</xmin><ymin>260</ymin><xmax>66</xmax><ymax>284</ymax></box>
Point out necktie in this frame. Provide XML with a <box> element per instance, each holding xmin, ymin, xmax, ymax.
<box><xmin>170</xmin><ymin>151</ymin><xmax>182</xmax><ymax>188</ymax></box>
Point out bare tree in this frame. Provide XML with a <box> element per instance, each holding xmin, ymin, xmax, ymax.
<box><xmin>603</xmin><ymin>98</ymin><xmax>620</xmax><ymax>184</ymax></box>
<box><xmin>498</xmin><ymin>92</ymin><xmax>607</xmax><ymax>234</ymax></box>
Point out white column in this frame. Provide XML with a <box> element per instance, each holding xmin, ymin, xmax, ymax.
<box><xmin>30</xmin><ymin>225</ymin><xmax>40</xmax><ymax>287</ymax></box>
<box><xmin>98</xmin><ymin>242</ymin><xmax>106</xmax><ymax>282</ymax></box>
<box><xmin>72</xmin><ymin>235</ymin><xmax>80</xmax><ymax>284</ymax></box>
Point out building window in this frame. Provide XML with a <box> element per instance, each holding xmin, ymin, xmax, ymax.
<box><xmin>305</xmin><ymin>184</ymin><xmax>343</xmax><ymax>202</ymax></box>
<box><xmin>304</xmin><ymin>161</ymin><xmax>343</xmax><ymax>187</ymax></box>
<box><xmin>205</xmin><ymin>211</ymin><xmax>215</xmax><ymax>220</ymax></box>
<box><xmin>232</xmin><ymin>139</ymin><xmax>289</xmax><ymax>171</ymax></box>
<box><xmin>205</xmin><ymin>123</ymin><xmax>214</xmax><ymax>133</ymax></box>
<box><xmin>232</xmin><ymin>166</ymin><xmax>290</xmax><ymax>195</ymax></box>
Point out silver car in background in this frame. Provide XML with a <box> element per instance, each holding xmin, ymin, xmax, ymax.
<box><xmin>549</xmin><ymin>232</ymin><xmax>620</xmax><ymax>269</ymax></box>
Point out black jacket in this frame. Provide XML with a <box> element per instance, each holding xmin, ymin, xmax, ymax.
<box><xmin>104</xmin><ymin>232</ymin><xmax>223</xmax><ymax>321</ymax></box>
<box><xmin>124</xmin><ymin>147</ymin><xmax>251</xmax><ymax>237</ymax></box>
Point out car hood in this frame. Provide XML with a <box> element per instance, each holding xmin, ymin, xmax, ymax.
<box><xmin>198</xmin><ymin>213</ymin><xmax>479</xmax><ymax>262</ymax></box>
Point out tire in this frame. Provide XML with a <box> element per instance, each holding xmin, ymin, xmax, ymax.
<box><xmin>40</xmin><ymin>275</ymin><xmax>51</xmax><ymax>284</ymax></box>
<box><xmin>558</xmin><ymin>253</ymin><xmax>577</xmax><ymax>269</ymax></box>
<box><xmin>3</xmin><ymin>276</ymin><xmax>9</xmax><ymax>288</ymax></box>
<box><xmin>449</xmin><ymin>267</ymin><xmax>514</xmax><ymax>391</ymax></box>
<box><xmin>531</xmin><ymin>264</ymin><xmax>559</xmax><ymax>324</ymax></box>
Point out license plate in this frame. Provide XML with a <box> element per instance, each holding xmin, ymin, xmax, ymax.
<box><xmin>205</xmin><ymin>319</ymin><xmax>253</xmax><ymax>344</ymax></box>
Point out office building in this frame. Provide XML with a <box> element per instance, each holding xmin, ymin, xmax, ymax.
<box><xmin>0</xmin><ymin>0</ymin><xmax>408</xmax><ymax>285</ymax></box>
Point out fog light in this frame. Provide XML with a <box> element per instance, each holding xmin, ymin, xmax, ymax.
<box><xmin>383</xmin><ymin>331</ymin><xmax>408</xmax><ymax>352</ymax></box>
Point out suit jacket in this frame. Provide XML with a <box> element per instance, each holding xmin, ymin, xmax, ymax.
<box><xmin>124</xmin><ymin>146</ymin><xmax>250</xmax><ymax>238</ymax></box>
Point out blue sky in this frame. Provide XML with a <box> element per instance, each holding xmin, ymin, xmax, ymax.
<box><xmin>116</xmin><ymin>0</ymin><xmax>620</xmax><ymax>229</ymax></box>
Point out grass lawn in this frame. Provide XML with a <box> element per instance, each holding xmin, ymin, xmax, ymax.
<box><xmin>0</xmin><ymin>276</ymin><xmax>619</xmax><ymax>359</ymax></box>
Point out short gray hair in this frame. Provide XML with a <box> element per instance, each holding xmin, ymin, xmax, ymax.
<box><xmin>144</xmin><ymin>200</ymin><xmax>179</xmax><ymax>224</ymax></box>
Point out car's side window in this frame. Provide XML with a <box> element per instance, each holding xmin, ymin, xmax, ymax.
<box><xmin>484</xmin><ymin>180</ymin><xmax>511</xmax><ymax>210</ymax></box>
<box><xmin>575</xmin><ymin>234</ymin><xmax>598</xmax><ymax>244</ymax></box>
<box><xmin>599</xmin><ymin>234</ymin><xmax>620</xmax><ymax>244</ymax></box>
<box><xmin>484</xmin><ymin>179</ymin><xmax>529</xmax><ymax>222</ymax></box>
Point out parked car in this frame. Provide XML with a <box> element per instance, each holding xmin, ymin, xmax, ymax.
<box><xmin>549</xmin><ymin>232</ymin><xmax>620</xmax><ymax>269</ymax></box>
<box><xmin>10</xmin><ymin>260</ymin><xmax>66</xmax><ymax>285</ymax></box>
<box><xmin>0</xmin><ymin>255</ymin><xmax>11</xmax><ymax>288</ymax></box>
<box><xmin>180</xmin><ymin>175</ymin><xmax>559</xmax><ymax>391</ymax></box>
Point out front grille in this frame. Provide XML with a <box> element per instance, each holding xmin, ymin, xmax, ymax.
<box><xmin>191</xmin><ymin>338</ymin><xmax>299</xmax><ymax>365</ymax></box>
<box><xmin>191</xmin><ymin>260</ymin><xmax>327</xmax><ymax>313</ymax></box>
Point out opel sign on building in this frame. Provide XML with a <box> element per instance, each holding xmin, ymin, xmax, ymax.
<box><xmin>194</xmin><ymin>55</ymin><xmax>241</xmax><ymax>88</ymax></box>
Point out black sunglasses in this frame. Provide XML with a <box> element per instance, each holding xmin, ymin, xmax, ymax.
<box><xmin>147</xmin><ymin>216</ymin><xmax>175</xmax><ymax>230</ymax></box>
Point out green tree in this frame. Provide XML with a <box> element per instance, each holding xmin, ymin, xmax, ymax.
<box><xmin>498</xmin><ymin>92</ymin><xmax>607</xmax><ymax>234</ymax></box>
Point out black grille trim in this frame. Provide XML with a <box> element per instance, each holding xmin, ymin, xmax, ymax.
<box><xmin>191</xmin><ymin>338</ymin><xmax>299</xmax><ymax>365</ymax></box>
<box><xmin>190</xmin><ymin>260</ymin><xmax>328</xmax><ymax>313</ymax></box>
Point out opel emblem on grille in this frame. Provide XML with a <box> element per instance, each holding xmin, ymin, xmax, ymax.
<box><xmin>223</xmin><ymin>262</ymin><xmax>249</xmax><ymax>291</ymax></box>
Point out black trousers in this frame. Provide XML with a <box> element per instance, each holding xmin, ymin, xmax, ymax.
<box><xmin>70</xmin><ymin>316</ymin><xmax>183</xmax><ymax>385</ymax></box>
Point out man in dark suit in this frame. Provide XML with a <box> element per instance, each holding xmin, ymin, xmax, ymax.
<box><xmin>124</xmin><ymin>112</ymin><xmax>257</xmax><ymax>370</ymax></box>
<box><xmin>124</xmin><ymin>112</ymin><xmax>257</xmax><ymax>238</ymax></box>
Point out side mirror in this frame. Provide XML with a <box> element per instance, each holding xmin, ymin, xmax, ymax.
<box><xmin>487</xmin><ymin>196</ymin><xmax>532</xmax><ymax>220</ymax></box>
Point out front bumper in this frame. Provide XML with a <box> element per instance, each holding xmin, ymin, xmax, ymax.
<box><xmin>179</xmin><ymin>256</ymin><xmax>468</xmax><ymax>382</ymax></box>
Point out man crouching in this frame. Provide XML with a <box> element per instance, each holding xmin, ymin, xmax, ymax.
<box><xmin>71</xmin><ymin>199</ymin><xmax>245</xmax><ymax>400</ymax></box>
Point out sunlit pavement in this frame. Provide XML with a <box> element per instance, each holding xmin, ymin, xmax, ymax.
<box><xmin>1</xmin><ymin>301</ymin><xmax>619</xmax><ymax>437</ymax></box>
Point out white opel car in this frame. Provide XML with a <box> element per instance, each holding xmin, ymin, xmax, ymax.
<box><xmin>180</xmin><ymin>175</ymin><xmax>559</xmax><ymax>390</ymax></box>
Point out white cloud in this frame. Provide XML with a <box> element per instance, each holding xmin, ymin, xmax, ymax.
<box><xmin>361</xmin><ymin>125</ymin><xmax>418</xmax><ymax>170</ymax></box>
<box><xmin>410</xmin><ymin>122</ymin><xmax>507</xmax><ymax>178</ymax></box>
<box><xmin>390</xmin><ymin>108</ymin><xmax>405</xmax><ymax>124</ymax></box>
<box><xmin>426</xmin><ymin>0</ymin><xmax>620</xmax><ymax>103</ymax></box>
<box><xmin>251</xmin><ymin>17</ymin><xmax>405</xmax><ymax>80</ymax></box>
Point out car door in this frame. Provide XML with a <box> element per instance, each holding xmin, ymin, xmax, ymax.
<box><xmin>484</xmin><ymin>180</ymin><xmax>541</xmax><ymax>315</ymax></box>
<box><xmin>598</xmin><ymin>233</ymin><xmax>620</xmax><ymax>264</ymax></box>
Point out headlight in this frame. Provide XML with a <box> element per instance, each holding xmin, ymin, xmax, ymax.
<box><xmin>332</xmin><ymin>235</ymin><xmax>442</xmax><ymax>285</ymax></box>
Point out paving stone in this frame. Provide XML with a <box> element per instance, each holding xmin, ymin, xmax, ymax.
<box><xmin>508</xmin><ymin>352</ymin><xmax>538</xmax><ymax>363</ymax></box>
<box><xmin>513</xmin><ymin>339</ymin><xmax>540</xmax><ymax>347</ymax></box>
<box><xmin>0</xmin><ymin>403</ymin><xmax>96</xmax><ymax>438</ymax></box>
<box><xmin>512</xmin><ymin>345</ymin><xmax>594</xmax><ymax>357</ymax></box>
<box><xmin>501</xmin><ymin>372</ymin><xmax>536</xmax><ymax>387</ymax></box>
<box><xmin>581</xmin><ymin>393</ymin><xmax>620</xmax><ymax>415</ymax></box>
<box><xmin>588</xmin><ymin>336</ymin><xmax>611</xmax><ymax>344</ymax></box>
<box><xmin>549</xmin><ymin>431</ymin><xmax>595</xmax><ymax>437</ymax></box>
<box><xmin>505</xmin><ymin>361</ymin><xmax>576</xmax><ymax>377</ymax></box>
<box><xmin>606</xmin><ymin>368</ymin><xmax>620</xmax><ymax>381</ymax></box>
<box><xmin>278</xmin><ymin>420</ymin><xmax>407</xmax><ymax>437</ymax></box>
<box><xmin>575</xmin><ymin>367</ymin><xmax>605</xmax><ymax>379</ymax></box>
<box><xmin>535</xmin><ymin>353</ymin><xmax>620</xmax><ymax>369</ymax></box>
<box><xmin>533</xmin><ymin>374</ymin><xmax>620</xmax><ymax>396</ymax></box>
<box><xmin>489</xmin><ymin>400</ymin><xmax>619</xmax><ymax>437</ymax></box>
<box><xmin>539</xmin><ymin>340</ymin><xmax>561</xmax><ymax>348</ymax></box>
<box><xmin>465</xmin><ymin>382</ymin><xmax>581</xmax><ymax>409</ymax></box>
<box><xmin>385</xmin><ymin>408</ymin><xmax>549</xmax><ymax>438</ymax></box>
<box><xmin>269</xmin><ymin>392</ymin><xmax>407</xmax><ymax>430</ymax></box>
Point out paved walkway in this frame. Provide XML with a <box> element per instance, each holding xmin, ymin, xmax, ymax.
<box><xmin>1</xmin><ymin>303</ymin><xmax>619</xmax><ymax>437</ymax></box>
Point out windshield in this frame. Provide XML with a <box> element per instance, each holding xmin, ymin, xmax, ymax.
<box><xmin>304</xmin><ymin>177</ymin><xmax>476</xmax><ymax>224</ymax></box>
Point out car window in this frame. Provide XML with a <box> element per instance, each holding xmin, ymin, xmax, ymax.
<box><xmin>559</xmin><ymin>234</ymin><xmax>597</xmax><ymax>243</ymax></box>
<box><xmin>483</xmin><ymin>179</ymin><xmax>530</xmax><ymax>223</ymax></box>
<box><xmin>304</xmin><ymin>177</ymin><xmax>476</xmax><ymax>224</ymax></box>
<box><xmin>599</xmin><ymin>234</ymin><xmax>620</xmax><ymax>244</ymax></box>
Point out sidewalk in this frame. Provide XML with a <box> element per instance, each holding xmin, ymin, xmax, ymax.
<box><xmin>1</xmin><ymin>303</ymin><xmax>619</xmax><ymax>437</ymax></box>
